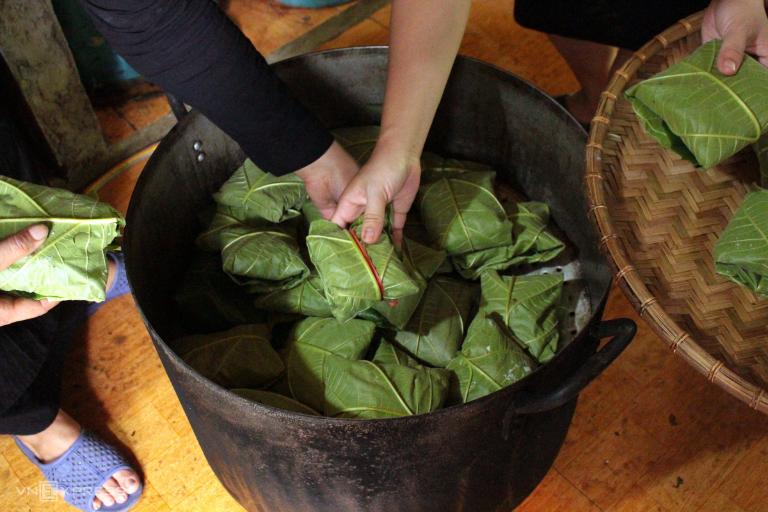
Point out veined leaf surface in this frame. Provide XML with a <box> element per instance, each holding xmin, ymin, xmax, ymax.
<box><xmin>418</xmin><ymin>170</ymin><xmax>512</xmax><ymax>255</ymax></box>
<box><xmin>173</xmin><ymin>324</ymin><xmax>283</xmax><ymax>389</ymax></box>
<box><xmin>0</xmin><ymin>176</ymin><xmax>124</xmax><ymax>301</ymax></box>
<box><xmin>447</xmin><ymin>315</ymin><xmax>536</xmax><ymax>403</ymax></box>
<box><xmin>393</xmin><ymin>276</ymin><xmax>475</xmax><ymax>367</ymax></box>
<box><xmin>714</xmin><ymin>189</ymin><xmax>768</xmax><ymax>296</ymax></box>
<box><xmin>479</xmin><ymin>271</ymin><xmax>563</xmax><ymax>362</ymax></box>
<box><xmin>323</xmin><ymin>355</ymin><xmax>450</xmax><ymax>419</ymax></box>
<box><xmin>286</xmin><ymin>317</ymin><xmax>376</xmax><ymax>412</ymax></box>
<box><xmin>306</xmin><ymin>220</ymin><xmax>419</xmax><ymax>322</ymax></box>
<box><xmin>214</xmin><ymin>159</ymin><xmax>307</xmax><ymax>223</ymax></box>
<box><xmin>625</xmin><ymin>40</ymin><xmax>768</xmax><ymax>168</ymax></box>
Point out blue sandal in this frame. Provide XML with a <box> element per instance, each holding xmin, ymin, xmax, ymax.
<box><xmin>14</xmin><ymin>430</ymin><xmax>143</xmax><ymax>511</ymax></box>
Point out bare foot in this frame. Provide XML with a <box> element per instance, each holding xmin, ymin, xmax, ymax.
<box><xmin>16</xmin><ymin>410</ymin><xmax>140</xmax><ymax>510</ymax></box>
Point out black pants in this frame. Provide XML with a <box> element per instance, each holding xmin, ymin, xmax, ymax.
<box><xmin>514</xmin><ymin>0</ymin><xmax>709</xmax><ymax>50</ymax></box>
<box><xmin>0</xmin><ymin>91</ymin><xmax>88</xmax><ymax>436</ymax></box>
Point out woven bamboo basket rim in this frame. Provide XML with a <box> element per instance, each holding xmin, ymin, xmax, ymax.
<box><xmin>585</xmin><ymin>11</ymin><xmax>768</xmax><ymax>414</ymax></box>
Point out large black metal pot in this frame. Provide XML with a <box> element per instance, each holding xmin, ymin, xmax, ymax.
<box><xmin>124</xmin><ymin>48</ymin><xmax>636</xmax><ymax>512</ymax></box>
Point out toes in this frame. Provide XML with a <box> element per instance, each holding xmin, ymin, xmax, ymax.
<box><xmin>113</xmin><ymin>469</ymin><xmax>140</xmax><ymax>494</ymax></box>
<box><xmin>103</xmin><ymin>477</ymin><xmax>128</xmax><ymax>504</ymax></box>
<box><xmin>95</xmin><ymin>488</ymin><xmax>115</xmax><ymax>508</ymax></box>
<box><xmin>93</xmin><ymin>497</ymin><xmax>102</xmax><ymax>510</ymax></box>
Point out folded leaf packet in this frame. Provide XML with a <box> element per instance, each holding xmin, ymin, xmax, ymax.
<box><xmin>625</xmin><ymin>40</ymin><xmax>768</xmax><ymax>169</ymax></box>
<box><xmin>0</xmin><ymin>176</ymin><xmax>124</xmax><ymax>302</ymax></box>
<box><xmin>453</xmin><ymin>201</ymin><xmax>565</xmax><ymax>279</ymax></box>
<box><xmin>480</xmin><ymin>271</ymin><xmax>563</xmax><ymax>363</ymax></box>
<box><xmin>714</xmin><ymin>189</ymin><xmax>768</xmax><ymax>297</ymax></box>
<box><xmin>306</xmin><ymin>219</ymin><xmax>420</xmax><ymax>322</ymax></box>
<box><xmin>173</xmin><ymin>324</ymin><xmax>284</xmax><ymax>389</ymax></box>
<box><xmin>322</xmin><ymin>354</ymin><xmax>451</xmax><ymax>419</ymax></box>
<box><xmin>286</xmin><ymin>317</ymin><xmax>376</xmax><ymax>412</ymax></box>
<box><xmin>214</xmin><ymin>159</ymin><xmax>307</xmax><ymax>223</ymax></box>
<box><xmin>197</xmin><ymin>207</ymin><xmax>308</xmax><ymax>292</ymax></box>
<box><xmin>419</xmin><ymin>168</ymin><xmax>513</xmax><ymax>255</ymax></box>
<box><xmin>447</xmin><ymin>315</ymin><xmax>536</xmax><ymax>403</ymax></box>
<box><xmin>392</xmin><ymin>276</ymin><xmax>475</xmax><ymax>367</ymax></box>
<box><xmin>255</xmin><ymin>272</ymin><xmax>332</xmax><ymax>317</ymax></box>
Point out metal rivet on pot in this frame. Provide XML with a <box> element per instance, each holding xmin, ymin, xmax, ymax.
<box><xmin>193</xmin><ymin>140</ymin><xmax>203</xmax><ymax>151</ymax></box>
<box><xmin>196</xmin><ymin>152</ymin><xmax>206</xmax><ymax>162</ymax></box>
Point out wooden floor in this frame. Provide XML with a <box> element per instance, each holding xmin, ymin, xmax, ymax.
<box><xmin>2</xmin><ymin>1</ymin><xmax>768</xmax><ymax>511</ymax></box>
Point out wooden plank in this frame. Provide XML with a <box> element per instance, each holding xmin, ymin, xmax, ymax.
<box><xmin>266</xmin><ymin>0</ymin><xmax>391</xmax><ymax>64</ymax></box>
<box><xmin>0</xmin><ymin>0</ymin><xmax>107</xmax><ymax>186</ymax></box>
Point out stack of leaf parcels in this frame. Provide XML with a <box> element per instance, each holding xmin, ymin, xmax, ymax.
<box><xmin>173</xmin><ymin>127</ymin><xmax>567</xmax><ymax>419</ymax></box>
<box><xmin>626</xmin><ymin>40</ymin><xmax>768</xmax><ymax>297</ymax></box>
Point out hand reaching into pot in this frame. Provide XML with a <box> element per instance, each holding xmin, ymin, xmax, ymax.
<box><xmin>331</xmin><ymin>145</ymin><xmax>421</xmax><ymax>247</ymax></box>
<box><xmin>703</xmin><ymin>0</ymin><xmax>768</xmax><ymax>73</ymax></box>
<box><xmin>328</xmin><ymin>0</ymin><xmax>471</xmax><ymax>244</ymax></box>
<box><xmin>0</xmin><ymin>225</ymin><xmax>58</xmax><ymax>327</ymax></box>
<box><xmin>295</xmin><ymin>141</ymin><xmax>360</xmax><ymax>221</ymax></box>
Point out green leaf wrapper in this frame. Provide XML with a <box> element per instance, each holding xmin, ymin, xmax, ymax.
<box><xmin>447</xmin><ymin>314</ymin><xmax>536</xmax><ymax>403</ymax></box>
<box><xmin>306</xmin><ymin>219</ymin><xmax>420</xmax><ymax>322</ymax></box>
<box><xmin>0</xmin><ymin>176</ymin><xmax>124</xmax><ymax>302</ymax></box>
<box><xmin>715</xmin><ymin>189</ymin><xmax>768</xmax><ymax>296</ymax></box>
<box><xmin>197</xmin><ymin>207</ymin><xmax>309</xmax><ymax>292</ymax></box>
<box><xmin>286</xmin><ymin>317</ymin><xmax>376</xmax><ymax>412</ymax></box>
<box><xmin>625</xmin><ymin>40</ymin><xmax>768</xmax><ymax>169</ymax></box>
<box><xmin>213</xmin><ymin>159</ymin><xmax>307</xmax><ymax>223</ymax></box>
<box><xmin>322</xmin><ymin>355</ymin><xmax>450</xmax><ymax>419</ymax></box>
<box><xmin>173</xmin><ymin>324</ymin><xmax>283</xmax><ymax>389</ymax></box>
<box><xmin>479</xmin><ymin>271</ymin><xmax>563</xmax><ymax>363</ymax></box>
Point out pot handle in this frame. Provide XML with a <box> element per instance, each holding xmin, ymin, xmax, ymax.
<box><xmin>502</xmin><ymin>318</ymin><xmax>636</xmax><ymax>432</ymax></box>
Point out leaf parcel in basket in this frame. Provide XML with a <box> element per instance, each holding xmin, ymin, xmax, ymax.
<box><xmin>231</xmin><ymin>388</ymin><xmax>319</xmax><ymax>415</ymax></box>
<box><xmin>173</xmin><ymin>324</ymin><xmax>283</xmax><ymax>389</ymax></box>
<box><xmin>418</xmin><ymin>167</ymin><xmax>512</xmax><ymax>255</ymax></box>
<box><xmin>286</xmin><ymin>317</ymin><xmax>376</xmax><ymax>411</ymax></box>
<box><xmin>625</xmin><ymin>40</ymin><xmax>768</xmax><ymax>169</ymax></box>
<box><xmin>447</xmin><ymin>314</ymin><xmax>536</xmax><ymax>403</ymax></box>
<box><xmin>367</xmin><ymin>237</ymin><xmax>447</xmax><ymax>329</ymax></box>
<box><xmin>213</xmin><ymin>159</ymin><xmax>307</xmax><ymax>223</ymax></box>
<box><xmin>306</xmin><ymin>219</ymin><xmax>420</xmax><ymax>322</ymax></box>
<box><xmin>174</xmin><ymin>251</ymin><xmax>266</xmax><ymax>332</ymax></box>
<box><xmin>322</xmin><ymin>354</ymin><xmax>451</xmax><ymax>419</ymax></box>
<box><xmin>197</xmin><ymin>207</ymin><xmax>309</xmax><ymax>292</ymax></box>
<box><xmin>453</xmin><ymin>201</ymin><xmax>565</xmax><ymax>279</ymax></box>
<box><xmin>714</xmin><ymin>189</ymin><xmax>768</xmax><ymax>297</ymax></box>
<box><xmin>393</xmin><ymin>276</ymin><xmax>476</xmax><ymax>367</ymax></box>
<box><xmin>479</xmin><ymin>271</ymin><xmax>563</xmax><ymax>362</ymax></box>
<box><xmin>255</xmin><ymin>272</ymin><xmax>332</xmax><ymax>317</ymax></box>
<box><xmin>0</xmin><ymin>176</ymin><xmax>124</xmax><ymax>302</ymax></box>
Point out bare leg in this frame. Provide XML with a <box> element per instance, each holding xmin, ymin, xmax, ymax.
<box><xmin>550</xmin><ymin>35</ymin><xmax>618</xmax><ymax>124</ymax></box>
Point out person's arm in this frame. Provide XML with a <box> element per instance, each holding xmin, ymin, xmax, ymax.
<box><xmin>703</xmin><ymin>0</ymin><xmax>768</xmax><ymax>73</ymax></box>
<box><xmin>331</xmin><ymin>0</ymin><xmax>472</xmax><ymax>244</ymax></box>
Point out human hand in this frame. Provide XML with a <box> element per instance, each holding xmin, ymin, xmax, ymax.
<box><xmin>331</xmin><ymin>144</ymin><xmax>421</xmax><ymax>246</ymax></box>
<box><xmin>295</xmin><ymin>141</ymin><xmax>360</xmax><ymax>220</ymax></box>
<box><xmin>0</xmin><ymin>224</ymin><xmax>59</xmax><ymax>327</ymax></box>
<box><xmin>702</xmin><ymin>0</ymin><xmax>768</xmax><ymax>73</ymax></box>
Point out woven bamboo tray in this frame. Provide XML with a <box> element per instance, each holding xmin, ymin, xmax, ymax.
<box><xmin>585</xmin><ymin>11</ymin><xmax>768</xmax><ymax>413</ymax></box>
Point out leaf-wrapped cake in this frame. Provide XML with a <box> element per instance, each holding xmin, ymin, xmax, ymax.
<box><xmin>175</xmin><ymin>126</ymin><xmax>573</xmax><ymax>418</ymax></box>
<box><xmin>0</xmin><ymin>176</ymin><xmax>124</xmax><ymax>302</ymax></box>
<box><xmin>625</xmin><ymin>40</ymin><xmax>768</xmax><ymax>169</ymax></box>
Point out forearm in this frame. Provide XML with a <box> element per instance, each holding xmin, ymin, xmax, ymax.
<box><xmin>376</xmin><ymin>0</ymin><xmax>471</xmax><ymax>162</ymax></box>
<box><xmin>79</xmin><ymin>0</ymin><xmax>333</xmax><ymax>175</ymax></box>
